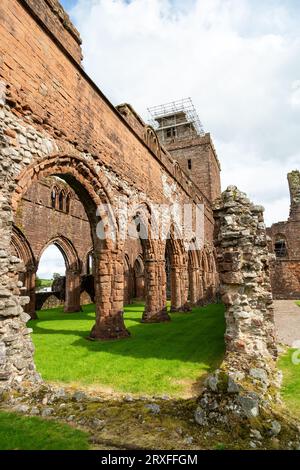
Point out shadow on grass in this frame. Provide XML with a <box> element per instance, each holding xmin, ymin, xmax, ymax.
<box><xmin>29</xmin><ymin>302</ymin><xmax>225</xmax><ymax>370</ymax></box>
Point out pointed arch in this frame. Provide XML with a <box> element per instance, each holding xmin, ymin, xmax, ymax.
<box><xmin>51</xmin><ymin>186</ymin><xmax>58</xmax><ymax>209</ymax></box>
<box><xmin>38</xmin><ymin>235</ymin><xmax>81</xmax><ymax>272</ymax></box>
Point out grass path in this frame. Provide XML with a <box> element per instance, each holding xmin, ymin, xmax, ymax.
<box><xmin>0</xmin><ymin>411</ymin><xmax>89</xmax><ymax>450</ymax></box>
<box><xmin>279</xmin><ymin>348</ymin><xmax>300</xmax><ymax>418</ymax></box>
<box><xmin>29</xmin><ymin>302</ymin><xmax>226</xmax><ymax>396</ymax></box>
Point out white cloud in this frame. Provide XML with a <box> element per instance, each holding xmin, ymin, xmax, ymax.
<box><xmin>68</xmin><ymin>0</ymin><xmax>300</xmax><ymax>225</ymax></box>
<box><xmin>37</xmin><ymin>245</ymin><xmax>66</xmax><ymax>280</ymax></box>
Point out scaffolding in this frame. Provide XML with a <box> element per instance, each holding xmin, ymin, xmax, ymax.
<box><xmin>148</xmin><ymin>98</ymin><xmax>205</xmax><ymax>140</ymax></box>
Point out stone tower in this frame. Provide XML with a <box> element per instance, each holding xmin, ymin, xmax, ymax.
<box><xmin>288</xmin><ymin>170</ymin><xmax>300</xmax><ymax>221</ymax></box>
<box><xmin>148</xmin><ymin>98</ymin><xmax>221</xmax><ymax>203</ymax></box>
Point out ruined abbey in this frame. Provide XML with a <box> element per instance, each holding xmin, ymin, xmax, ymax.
<box><xmin>0</xmin><ymin>0</ymin><xmax>300</xmax><ymax>439</ymax></box>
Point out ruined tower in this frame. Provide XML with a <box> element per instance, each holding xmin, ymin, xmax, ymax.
<box><xmin>288</xmin><ymin>170</ymin><xmax>300</xmax><ymax>221</ymax></box>
<box><xmin>148</xmin><ymin>98</ymin><xmax>221</xmax><ymax>203</ymax></box>
<box><xmin>267</xmin><ymin>170</ymin><xmax>300</xmax><ymax>299</ymax></box>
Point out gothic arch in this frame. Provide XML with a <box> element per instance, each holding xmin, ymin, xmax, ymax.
<box><xmin>11</xmin><ymin>225</ymin><xmax>36</xmax><ymax>270</ymax></box>
<box><xmin>144</xmin><ymin>126</ymin><xmax>161</xmax><ymax>159</ymax></box>
<box><xmin>12</xmin><ymin>153</ymin><xmax>129</xmax><ymax>340</ymax></box>
<box><xmin>12</xmin><ymin>153</ymin><xmax>119</xmax><ymax>250</ymax></box>
<box><xmin>50</xmin><ymin>185</ymin><xmax>59</xmax><ymax>209</ymax></box>
<box><xmin>127</xmin><ymin>202</ymin><xmax>169</xmax><ymax>322</ymax></box>
<box><xmin>133</xmin><ymin>255</ymin><xmax>145</xmax><ymax>300</ymax></box>
<box><xmin>58</xmin><ymin>189</ymin><xmax>65</xmax><ymax>211</ymax></box>
<box><xmin>164</xmin><ymin>224</ymin><xmax>190</xmax><ymax>312</ymax></box>
<box><xmin>11</xmin><ymin>225</ymin><xmax>37</xmax><ymax>318</ymax></box>
<box><xmin>85</xmin><ymin>248</ymin><xmax>94</xmax><ymax>275</ymax></box>
<box><xmin>37</xmin><ymin>235</ymin><xmax>81</xmax><ymax>272</ymax></box>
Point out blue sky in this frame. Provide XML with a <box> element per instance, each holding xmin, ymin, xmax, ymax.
<box><xmin>60</xmin><ymin>0</ymin><xmax>77</xmax><ymax>9</ymax></box>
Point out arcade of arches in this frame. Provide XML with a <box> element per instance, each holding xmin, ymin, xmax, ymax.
<box><xmin>12</xmin><ymin>176</ymin><xmax>218</xmax><ymax>320</ymax></box>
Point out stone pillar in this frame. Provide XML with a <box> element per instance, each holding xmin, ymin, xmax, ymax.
<box><xmin>142</xmin><ymin>259</ymin><xmax>170</xmax><ymax>323</ymax></box>
<box><xmin>170</xmin><ymin>260</ymin><xmax>190</xmax><ymax>312</ymax></box>
<box><xmin>195</xmin><ymin>187</ymin><xmax>280</xmax><ymax>428</ymax></box>
<box><xmin>89</xmin><ymin>249</ymin><xmax>130</xmax><ymax>340</ymax></box>
<box><xmin>0</xmin><ymin>241</ymin><xmax>39</xmax><ymax>387</ymax></box>
<box><xmin>170</xmin><ymin>264</ymin><xmax>181</xmax><ymax>311</ymax></box>
<box><xmin>64</xmin><ymin>269</ymin><xmax>82</xmax><ymax>313</ymax></box>
<box><xmin>189</xmin><ymin>267</ymin><xmax>198</xmax><ymax>305</ymax></box>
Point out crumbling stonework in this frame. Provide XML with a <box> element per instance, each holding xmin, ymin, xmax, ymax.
<box><xmin>195</xmin><ymin>187</ymin><xmax>280</xmax><ymax>429</ymax></box>
<box><xmin>267</xmin><ymin>170</ymin><xmax>300</xmax><ymax>299</ymax></box>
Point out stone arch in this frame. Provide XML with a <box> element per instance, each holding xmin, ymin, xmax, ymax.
<box><xmin>164</xmin><ymin>223</ymin><xmax>190</xmax><ymax>312</ymax></box>
<box><xmin>133</xmin><ymin>255</ymin><xmax>145</xmax><ymax>299</ymax></box>
<box><xmin>11</xmin><ymin>225</ymin><xmax>37</xmax><ymax>318</ymax></box>
<box><xmin>127</xmin><ymin>202</ymin><xmax>169</xmax><ymax>323</ymax></box>
<box><xmin>38</xmin><ymin>235</ymin><xmax>81</xmax><ymax>272</ymax></box>
<box><xmin>58</xmin><ymin>189</ymin><xmax>65</xmax><ymax>211</ymax></box>
<box><xmin>85</xmin><ymin>248</ymin><xmax>94</xmax><ymax>275</ymax></box>
<box><xmin>50</xmin><ymin>185</ymin><xmax>59</xmax><ymax>209</ymax></box>
<box><xmin>12</xmin><ymin>153</ymin><xmax>129</xmax><ymax>340</ymax></box>
<box><xmin>11</xmin><ymin>225</ymin><xmax>36</xmax><ymax>270</ymax></box>
<box><xmin>144</xmin><ymin>126</ymin><xmax>161</xmax><ymax>159</ymax></box>
<box><xmin>187</xmin><ymin>241</ymin><xmax>202</xmax><ymax>305</ymax></box>
<box><xmin>37</xmin><ymin>235</ymin><xmax>82</xmax><ymax>314</ymax></box>
<box><xmin>12</xmin><ymin>153</ymin><xmax>118</xmax><ymax>248</ymax></box>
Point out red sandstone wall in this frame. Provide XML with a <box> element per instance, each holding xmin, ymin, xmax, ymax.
<box><xmin>15</xmin><ymin>177</ymin><xmax>92</xmax><ymax>265</ymax></box>
<box><xmin>0</xmin><ymin>0</ymin><xmax>215</xmax><ymax>245</ymax></box>
<box><xmin>165</xmin><ymin>134</ymin><xmax>221</xmax><ymax>203</ymax></box>
<box><xmin>267</xmin><ymin>211</ymin><xmax>300</xmax><ymax>299</ymax></box>
<box><xmin>270</xmin><ymin>260</ymin><xmax>300</xmax><ymax>300</ymax></box>
<box><xmin>20</xmin><ymin>0</ymin><xmax>82</xmax><ymax>63</ymax></box>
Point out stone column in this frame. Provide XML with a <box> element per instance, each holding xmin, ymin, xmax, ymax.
<box><xmin>64</xmin><ymin>269</ymin><xmax>82</xmax><ymax>313</ymax></box>
<box><xmin>170</xmin><ymin>264</ymin><xmax>181</xmax><ymax>311</ymax></box>
<box><xmin>189</xmin><ymin>267</ymin><xmax>198</xmax><ymax>305</ymax></box>
<box><xmin>195</xmin><ymin>268</ymin><xmax>204</xmax><ymax>304</ymax></box>
<box><xmin>142</xmin><ymin>258</ymin><xmax>170</xmax><ymax>323</ymax></box>
<box><xmin>89</xmin><ymin>249</ymin><xmax>130</xmax><ymax>340</ymax></box>
<box><xmin>170</xmin><ymin>260</ymin><xmax>190</xmax><ymax>312</ymax></box>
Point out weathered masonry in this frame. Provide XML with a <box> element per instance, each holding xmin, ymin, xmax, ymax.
<box><xmin>0</xmin><ymin>0</ymin><xmax>221</xmax><ymax>385</ymax></box>
<box><xmin>267</xmin><ymin>170</ymin><xmax>300</xmax><ymax>299</ymax></box>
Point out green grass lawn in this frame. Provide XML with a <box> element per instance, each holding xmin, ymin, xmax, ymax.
<box><xmin>279</xmin><ymin>349</ymin><xmax>300</xmax><ymax>418</ymax></box>
<box><xmin>0</xmin><ymin>411</ymin><xmax>89</xmax><ymax>450</ymax></box>
<box><xmin>29</xmin><ymin>302</ymin><xmax>225</xmax><ymax>396</ymax></box>
<box><xmin>40</xmin><ymin>279</ymin><xmax>53</xmax><ymax>287</ymax></box>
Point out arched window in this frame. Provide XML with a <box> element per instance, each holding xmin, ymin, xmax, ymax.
<box><xmin>51</xmin><ymin>187</ymin><xmax>57</xmax><ymax>209</ymax></box>
<box><xmin>134</xmin><ymin>256</ymin><xmax>144</xmax><ymax>276</ymax></box>
<box><xmin>65</xmin><ymin>193</ymin><xmax>71</xmax><ymax>214</ymax></box>
<box><xmin>274</xmin><ymin>236</ymin><xmax>288</xmax><ymax>258</ymax></box>
<box><xmin>58</xmin><ymin>190</ymin><xmax>64</xmax><ymax>211</ymax></box>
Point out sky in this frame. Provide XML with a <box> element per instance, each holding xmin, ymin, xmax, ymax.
<box><xmin>40</xmin><ymin>0</ymin><xmax>300</xmax><ymax>277</ymax></box>
<box><xmin>37</xmin><ymin>245</ymin><xmax>66</xmax><ymax>280</ymax></box>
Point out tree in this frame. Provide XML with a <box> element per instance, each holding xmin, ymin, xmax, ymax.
<box><xmin>53</xmin><ymin>273</ymin><xmax>61</xmax><ymax>280</ymax></box>
<box><xmin>35</xmin><ymin>276</ymin><xmax>42</xmax><ymax>288</ymax></box>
